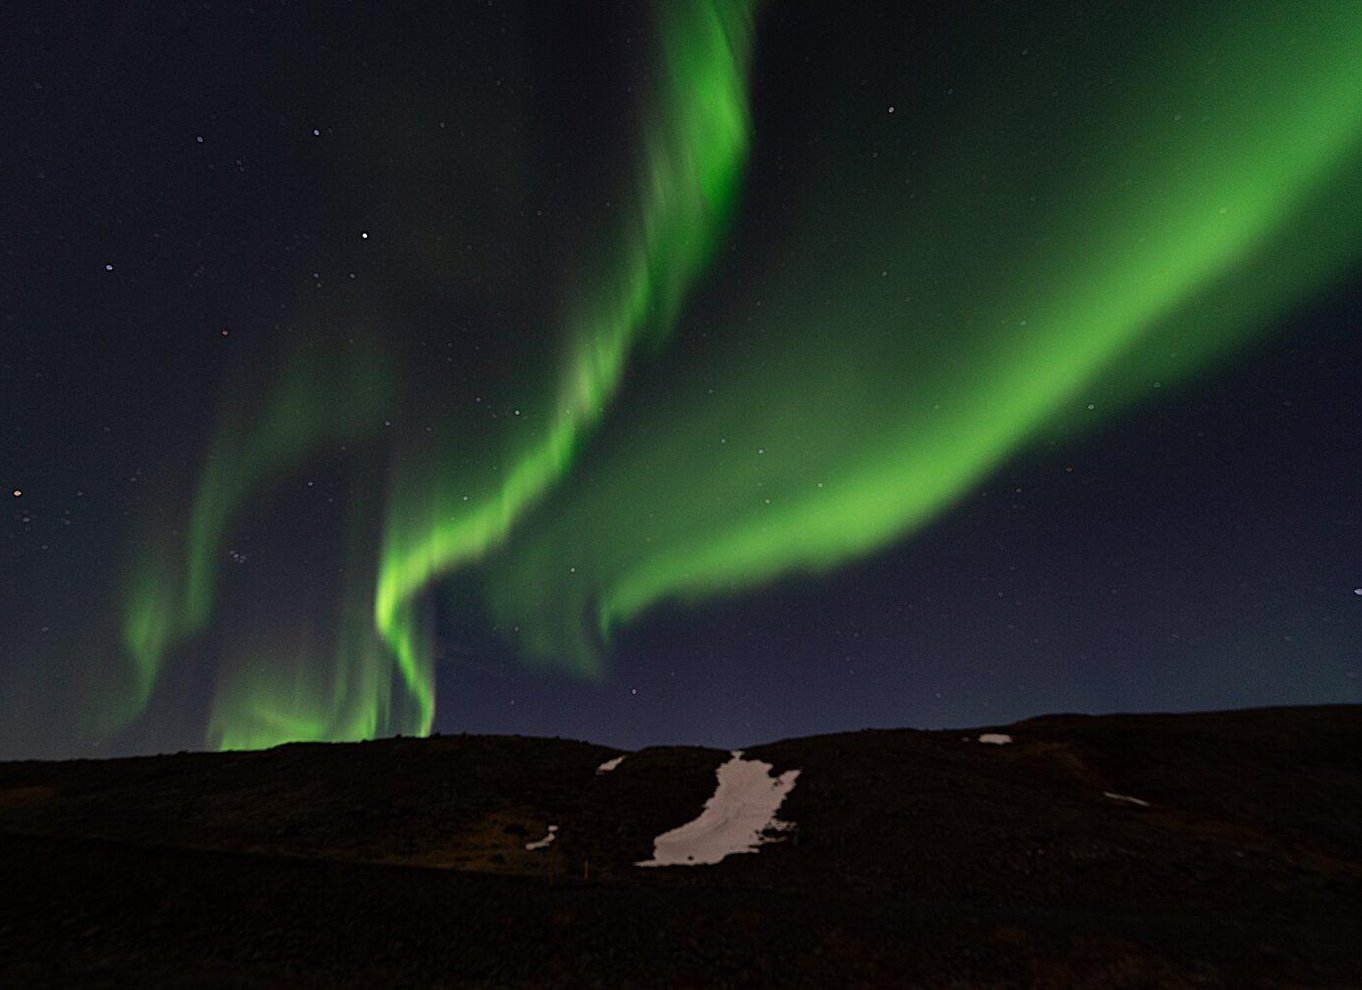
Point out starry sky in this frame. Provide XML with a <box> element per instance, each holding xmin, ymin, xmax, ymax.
<box><xmin>3</xmin><ymin>1</ymin><xmax>1361</xmax><ymax>760</ymax></box>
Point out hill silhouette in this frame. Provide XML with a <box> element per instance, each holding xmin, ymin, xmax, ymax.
<box><xmin>2</xmin><ymin>705</ymin><xmax>1359</xmax><ymax>988</ymax></box>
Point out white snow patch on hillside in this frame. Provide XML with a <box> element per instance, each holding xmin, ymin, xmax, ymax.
<box><xmin>525</xmin><ymin>824</ymin><xmax>558</xmax><ymax>850</ymax></box>
<box><xmin>595</xmin><ymin>755</ymin><xmax>626</xmax><ymax>775</ymax></box>
<box><xmin>636</xmin><ymin>751</ymin><xmax>800</xmax><ymax>867</ymax></box>
<box><xmin>978</xmin><ymin>733</ymin><xmax>1013</xmax><ymax>745</ymax></box>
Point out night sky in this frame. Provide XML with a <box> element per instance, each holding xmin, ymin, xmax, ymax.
<box><xmin>3</xmin><ymin>1</ymin><xmax>1361</xmax><ymax>760</ymax></box>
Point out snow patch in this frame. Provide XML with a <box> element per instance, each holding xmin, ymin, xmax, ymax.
<box><xmin>595</xmin><ymin>755</ymin><xmax>626</xmax><ymax>775</ymax></box>
<box><xmin>1103</xmin><ymin>791</ymin><xmax>1150</xmax><ymax>807</ymax></box>
<box><xmin>636</xmin><ymin>751</ymin><xmax>800</xmax><ymax>867</ymax></box>
<box><xmin>525</xmin><ymin>824</ymin><xmax>558</xmax><ymax>850</ymax></box>
<box><xmin>978</xmin><ymin>733</ymin><xmax>1013</xmax><ymax>745</ymax></box>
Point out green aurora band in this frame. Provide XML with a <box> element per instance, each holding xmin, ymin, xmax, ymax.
<box><xmin>477</xmin><ymin>3</ymin><xmax>1362</xmax><ymax>671</ymax></box>
<box><xmin>371</xmin><ymin>0</ymin><xmax>763</xmax><ymax>720</ymax></box>
<box><xmin>110</xmin><ymin>2</ymin><xmax>1362</xmax><ymax>749</ymax></box>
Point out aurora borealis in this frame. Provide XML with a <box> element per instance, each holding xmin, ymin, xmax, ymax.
<box><xmin>373</xmin><ymin>0</ymin><xmax>762</xmax><ymax>729</ymax></box>
<box><xmin>3</xmin><ymin>1</ymin><xmax>1361</xmax><ymax>759</ymax></box>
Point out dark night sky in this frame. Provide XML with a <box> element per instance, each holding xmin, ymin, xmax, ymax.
<box><xmin>2</xmin><ymin>1</ymin><xmax>1360</xmax><ymax>759</ymax></box>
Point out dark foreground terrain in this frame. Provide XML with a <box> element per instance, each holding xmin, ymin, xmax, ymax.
<box><xmin>2</xmin><ymin>705</ymin><xmax>1359</xmax><ymax>988</ymax></box>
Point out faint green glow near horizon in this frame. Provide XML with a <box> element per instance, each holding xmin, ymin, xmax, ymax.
<box><xmin>371</xmin><ymin>0</ymin><xmax>763</xmax><ymax>726</ymax></box>
<box><xmin>202</xmin><ymin>456</ymin><xmax>413</xmax><ymax>752</ymax></box>
<box><xmin>206</xmin><ymin>559</ymin><xmax>398</xmax><ymax>751</ymax></box>
<box><xmin>116</xmin><ymin>343</ymin><xmax>393</xmax><ymax>737</ymax></box>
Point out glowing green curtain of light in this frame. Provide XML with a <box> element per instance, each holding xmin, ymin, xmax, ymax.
<box><xmin>372</xmin><ymin>0</ymin><xmax>763</xmax><ymax>717</ymax></box>
<box><xmin>117</xmin><ymin>342</ymin><xmax>393</xmax><ymax>732</ymax></box>
<box><xmin>478</xmin><ymin>3</ymin><xmax>1362</xmax><ymax>669</ymax></box>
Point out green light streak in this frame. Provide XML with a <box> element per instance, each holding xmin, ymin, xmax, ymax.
<box><xmin>373</xmin><ymin>0</ymin><xmax>762</xmax><ymax>699</ymax></box>
<box><xmin>116</xmin><ymin>342</ymin><xmax>393</xmax><ymax>733</ymax></box>
<box><xmin>482</xmin><ymin>3</ymin><xmax>1362</xmax><ymax>667</ymax></box>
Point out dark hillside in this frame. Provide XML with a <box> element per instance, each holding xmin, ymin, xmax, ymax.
<box><xmin>2</xmin><ymin>705</ymin><xmax>1359</xmax><ymax>988</ymax></box>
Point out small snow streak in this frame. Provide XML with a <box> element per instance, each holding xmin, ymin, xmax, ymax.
<box><xmin>1103</xmin><ymin>791</ymin><xmax>1150</xmax><ymax>807</ymax></box>
<box><xmin>525</xmin><ymin>824</ymin><xmax>558</xmax><ymax>850</ymax></box>
<box><xmin>978</xmin><ymin>733</ymin><xmax>1013</xmax><ymax>745</ymax></box>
